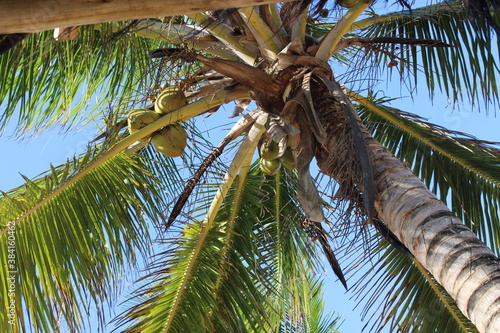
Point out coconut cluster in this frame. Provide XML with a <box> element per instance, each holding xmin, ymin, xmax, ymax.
<box><xmin>127</xmin><ymin>86</ymin><xmax>188</xmax><ymax>157</ymax></box>
<box><xmin>258</xmin><ymin>138</ymin><xmax>296</xmax><ymax>175</ymax></box>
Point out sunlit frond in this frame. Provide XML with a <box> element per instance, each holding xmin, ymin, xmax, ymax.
<box><xmin>0</xmin><ymin>148</ymin><xmax>181</xmax><ymax>332</ymax></box>
<box><xmin>340</xmin><ymin>0</ymin><xmax>500</xmax><ymax>110</ymax></box>
<box><xmin>349</xmin><ymin>234</ymin><xmax>478</xmax><ymax>333</ymax></box>
<box><xmin>0</xmin><ymin>23</ymin><xmax>174</xmax><ymax>135</ymax></box>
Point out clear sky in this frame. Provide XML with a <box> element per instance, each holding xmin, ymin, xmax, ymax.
<box><xmin>1</xmin><ymin>1</ymin><xmax>499</xmax><ymax>331</ymax></box>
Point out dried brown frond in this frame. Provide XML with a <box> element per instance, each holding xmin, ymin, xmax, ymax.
<box><xmin>106</xmin><ymin>19</ymin><xmax>143</xmax><ymax>42</ymax></box>
<box><xmin>464</xmin><ymin>0</ymin><xmax>500</xmax><ymax>34</ymax></box>
<box><xmin>0</xmin><ymin>33</ymin><xmax>29</xmax><ymax>55</ymax></box>
<box><xmin>312</xmin><ymin>76</ymin><xmax>367</xmax><ymax>215</ymax></box>
<box><xmin>301</xmin><ymin>218</ymin><xmax>348</xmax><ymax>289</ymax></box>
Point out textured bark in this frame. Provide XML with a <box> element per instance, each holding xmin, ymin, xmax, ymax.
<box><xmin>366</xmin><ymin>133</ymin><xmax>500</xmax><ymax>333</ymax></box>
<box><xmin>0</xmin><ymin>0</ymin><xmax>291</xmax><ymax>34</ymax></box>
<box><xmin>311</xmin><ymin>79</ymin><xmax>500</xmax><ymax>332</ymax></box>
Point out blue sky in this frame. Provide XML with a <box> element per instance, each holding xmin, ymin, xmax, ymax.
<box><xmin>1</xmin><ymin>1</ymin><xmax>500</xmax><ymax>331</ymax></box>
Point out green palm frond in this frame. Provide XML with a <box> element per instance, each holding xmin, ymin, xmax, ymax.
<box><xmin>0</xmin><ymin>23</ymin><xmax>169</xmax><ymax>135</ymax></box>
<box><xmin>261</xmin><ymin>168</ymin><xmax>329</xmax><ymax>332</ymax></box>
<box><xmin>338</xmin><ymin>0</ymin><xmax>499</xmax><ymax>109</ymax></box>
<box><xmin>116</xmin><ymin>143</ymin><xmax>336</xmax><ymax>332</ymax></box>
<box><xmin>350</xmin><ymin>234</ymin><xmax>478</xmax><ymax>333</ymax></box>
<box><xmin>115</xmin><ymin>126</ymin><xmax>271</xmax><ymax>332</ymax></box>
<box><xmin>276</xmin><ymin>276</ymin><xmax>341</xmax><ymax>333</ymax></box>
<box><xmin>353</xmin><ymin>94</ymin><xmax>500</xmax><ymax>254</ymax></box>
<box><xmin>0</xmin><ymin>146</ymin><xmax>182</xmax><ymax>332</ymax></box>
<box><xmin>113</xmin><ymin>179</ymin><xmax>249</xmax><ymax>331</ymax></box>
<box><xmin>116</xmin><ymin>114</ymin><xmax>270</xmax><ymax>331</ymax></box>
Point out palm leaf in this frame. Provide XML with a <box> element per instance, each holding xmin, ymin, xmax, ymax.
<box><xmin>0</xmin><ymin>147</ymin><xmax>181</xmax><ymax>332</ymax></box>
<box><xmin>115</xmin><ymin>114</ymin><xmax>268</xmax><ymax>332</ymax></box>
<box><xmin>0</xmin><ymin>23</ymin><xmax>168</xmax><ymax>135</ymax></box>
<box><xmin>116</xmin><ymin>132</ymin><xmax>338</xmax><ymax>332</ymax></box>
<box><xmin>349</xmin><ymin>234</ymin><xmax>478</xmax><ymax>333</ymax></box>
<box><xmin>114</xmin><ymin>173</ymin><xmax>263</xmax><ymax>331</ymax></box>
<box><xmin>337</xmin><ymin>0</ymin><xmax>500</xmax><ymax>110</ymax></box>
<box><xmin>276</xmin><ymin>275</ymin><xmax>342</xmax><ymax>333</ymax></box>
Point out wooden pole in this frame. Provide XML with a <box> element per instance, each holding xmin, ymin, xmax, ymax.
<box><xmin>0</xmin><ymin>0</ymin><xmax>290</xmax><ymax>34</ymax></box>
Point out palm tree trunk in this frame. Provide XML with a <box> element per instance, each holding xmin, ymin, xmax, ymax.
<box><xmin>366</xmin><ymin>134</ymin><xmax>500</xmax><ymax>333</ymax></box>
<box><xmin>0</xmin><ymin>0</ymin><xmax>292</xmax><ymax>34</ymax></box>
<box><xmin>310</xmin><ymin>76</ymin><xmax>500</xmax><ymax>332</ymax></box>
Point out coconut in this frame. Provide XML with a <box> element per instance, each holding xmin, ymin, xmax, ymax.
<box><xmin>154</xmin><ymin>86</ymin><xmax>188</xmax><ymax>115</ymax></box>
<box><xmin>280</xmin><ymin>147</ymin><xmax>296</xmax><ymax>170</ymax></box>
<box><xmin>127</xmin><ymin>109</ymin><xmax>160</xmax><ymax>135</ymax></box>
<box><xmin>259</xmin><ymin>140</ymin><xmax>280</xmax><ymax>160</ymax></box>
<box><xmin>151</xmin><ymin>123</ymin><xmax>188</xmax><ymax>157</ymax></box>
<box><xmin>260</xmin><ymin>158</ymin><xmax>281</xmax><ymax>176</ymax></box>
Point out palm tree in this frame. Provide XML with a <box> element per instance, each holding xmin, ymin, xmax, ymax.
<box><xmin>1</xmin><ymin>0</ymin><xmax>500</xmax><ymax>332</ymax></box>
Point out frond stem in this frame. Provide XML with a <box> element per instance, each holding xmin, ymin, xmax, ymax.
<box><xmin>348</xmin><ymin>13</ymin><xmax>401</xmax><ymax>32</ymax></box>
<box><xmin>413</xmin><ymin>259</ymin><xmax>470</xmax><ymax>332</ymax></box>
<box><xmin>290</xmin><ymin>5</ymin><xmax>308</xmax><ymax>43</ymax></box>
<box><xmin>315</xmin><ymin>1</ymin><xmax>372</xmax><ymax>61</ymax></box>
<box><xmin>4</xmin><ymin>88</ymin><xmax>250</xmax><ymax>234</ymax></box>
<box><xmin>267</xmin><ymin>3</ymin><xmax>288</xmax><ymax>41</ymax></box>
<box><xmin>161</xmin><ymin>113</ymin><xmax>268</xmax><ymax>332</ymax></box>
<box><xmin>275</xmin><ymin>169</ymin><xmax>283</xmax><ymax>286</ymax></box>
<box><xmin>347</xmin><ymin>89</ymin><xmax>500</xmax><ymax>187</ymax></box>
<box><xmin>348</xmin><ymin>1</ymin><xmax>462</xmax><ymax>33</ymax></box>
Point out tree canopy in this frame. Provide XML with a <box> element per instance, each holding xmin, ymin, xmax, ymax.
<box><xmin>1</xmin><ymin>1</ymin><xmax>500</xmax><ymax>332</ymax></box>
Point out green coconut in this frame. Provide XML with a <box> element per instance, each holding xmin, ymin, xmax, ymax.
<box><xmin>338</xmin><ymin>0</ymin><xmax>357</xmax><ymax>9</ymax></box>
<box><xmin>127</xmin><ymin>108</ymin><xmax>160</xmax><ymax>135</ymax></box>
<box><xmin>151</xmin><ymin>123</ymin><xmax>188</xmax><ymax>157</ymax></box>
<box><xmin>259</xmin><ymin>140</ymin><xmax>280</xmax><ymax>160</ymax></box>
<box><xmin>154</xmin><ymin>86</ymin><xmax>188</xmax><ymax>115</ymax></box>
<box><xmin>280</xmin><ymin>147</ymin><xmax>296</xmax><ymax>170</ymax></box>
<box><xmin>260</xmin><ymin>158</ymin><xmax>281</xmax><ymax>176</ymax></box>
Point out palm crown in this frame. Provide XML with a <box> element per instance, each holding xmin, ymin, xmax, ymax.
<box><xmin>1</xmin><ymin>0</ymin><xmax>500</xmax><ymax>332</ymax></box>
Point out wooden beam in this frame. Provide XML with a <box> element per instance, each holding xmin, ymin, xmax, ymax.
<box><xmin>0</xmin><ymin>0</ymin><xmax>290</xmax><ymax>34</ymax></box>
